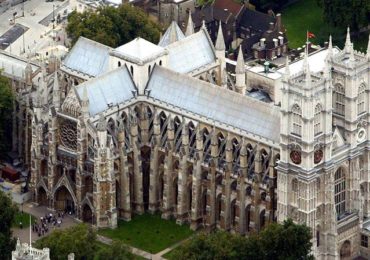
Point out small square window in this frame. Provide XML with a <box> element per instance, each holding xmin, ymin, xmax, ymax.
<box><xmin>361</xmin><ymin>235</ymin><xmax>368</xmax><ymax>248</ymax></box>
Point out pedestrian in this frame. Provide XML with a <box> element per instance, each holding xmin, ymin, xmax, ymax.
<box><xmin>19</xmin><ymin>222</ymin><xmax>23</xmax><ymax>229</ymax></box>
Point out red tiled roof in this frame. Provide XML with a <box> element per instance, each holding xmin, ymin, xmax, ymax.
<box><xmin>213</xmin><ymin>0</ymin><xmax>244</xmax><ymax>17</ymax></box>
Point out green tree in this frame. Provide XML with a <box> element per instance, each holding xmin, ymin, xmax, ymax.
<box><xmin>0</xmin><ymin>72</ymin><xmax>13</xmax><ymax>157</ymax></box>
<box><xmin>317</xmin><ymin>0</ymin><xmax>370</xmax><ymax>31</ymax></box>
<box><xmin>170</xmin><ymin>219</ymin><xmax>313</xmax><ymax>260</ymax></box>
<box><xmin>35</xmin><ymin>224</ymin><xmax>97</xmax><ymax>260</ymax></box>
<box><xmin>259</xmin><ymin>219</ymin><xmax>313</xmax><ymax>260</ymax></box>
<box><xmin>0</xmin><ymin>190</ymin><xmax>18</xmax><ymax>260</ymax></box>
<box><xmin>66</xmin><ymin>4</ymin><xmax>161</xmax><ymax>47</ymax></box>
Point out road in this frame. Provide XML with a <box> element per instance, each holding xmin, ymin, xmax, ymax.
<box><xmin>0</xmin><ymin>0</ymin><xmax>70</xmax><ymax>56</ymax></box>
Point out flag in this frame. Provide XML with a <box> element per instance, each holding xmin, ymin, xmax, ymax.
<box><xmin>307</xmin><ymin>32</ymin><xmax>316</xmax><ymax>39</ymax></box>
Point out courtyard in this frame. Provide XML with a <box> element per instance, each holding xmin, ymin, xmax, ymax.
<box><xmin>281</xmin><ymin>0</ymin><xmax>368</xmax><ymax>51</ymax></box>
<box><xmin>98</xmin><ymin>213</ymin><xmax>194</xmax><ymax>254</ymax></box>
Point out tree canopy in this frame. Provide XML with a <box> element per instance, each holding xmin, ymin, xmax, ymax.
<box><xmin>34</xmin><ymin>223</ymin><xmax>133</xmax><ymax>260</ymax></box>
<box><xmin>317</xmin><ymin>0</ymin><xmax>370</xmax><ymax>31</ymax></box>
<box><xmin>0</xmin><ymin>72</ymin><xmax>13</xmax><ymax>158</ymax></box>
<box><xmin>66</xmin><ymin>4</ymin><xmax>161</xmax><ymax>48</ymax></box>
<box><xmin>0</xmin><ymin>190</ymin><xmax>18</xmax><ymax>260</ymax></box>
<box><xmin>170</xmin><ymin>219</ymin><xmax>313</xmax><ymax>260</ymax></box>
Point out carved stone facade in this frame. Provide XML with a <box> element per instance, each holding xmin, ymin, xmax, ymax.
<box><xmin>4</xmin><ymin>19</ymin><xmax>370</xmax><ymax>259</ymax></box>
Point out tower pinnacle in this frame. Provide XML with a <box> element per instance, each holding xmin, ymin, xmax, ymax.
<box><xmin>215</xmin><ymin>22</ymin><xmax>225</xmax><ymax>51</ymax></box>
<box><xmin>185</xmin><ymin>12</ymin><xmax>194</xmax><ymax>36</ymax></box>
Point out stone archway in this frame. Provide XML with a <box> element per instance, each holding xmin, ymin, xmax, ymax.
<box><xmin>216</xmin><ymin>193</ymin><xmax>222</xmax><ymax>223</ymax></box>
<box><xmin>40</xmin><ymin>160</ymin><xmax>48</xmax><ymax>177</ymax></box>
<box><xmin>245</xmin><ymin>204</ymin><xmax>251</xmax><ymax>232</ymax></box>
<box><xmin>141</xmin><ymin>147</ymin><xmax>151</xmax><ymax>211</ymax></box>
<box><xmin>231</xmin><ymin>199</ymin><xmax>237</xmax><ymax>228</ymax></box>
<box><xmin>38</xmin><ymin>187</ymin><xmax>48</xmax><ymax>206</ymax></box>
<box><xmin>340</xmin><ymin>240</ymin><xmax>351</xmax><ymax>259</ymax></box>
<box><xmin>82</xmin><ymin>204</ymin><xmax>93</xmax><ymax>224</ymax></box>
<box><xmin>55</xmin><ymin>186</ymin><xmax>75</xmax><ymax>214</ymax></box>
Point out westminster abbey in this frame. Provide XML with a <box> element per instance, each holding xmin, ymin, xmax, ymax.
<box><xmin>2</xmin><ymin>14</ymin><xmax>370</xmax><ymax>258</ymax></box>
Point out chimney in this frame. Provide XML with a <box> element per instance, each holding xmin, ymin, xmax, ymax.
<box><xmin>276</xmin><ymin>13</ymin><xmax>282</xmax><ymax>32</ymax></box>
<box><xmin>260</xmin><ymin>38</ymin><xmax>266</xmax><ymax>48</ymax></box>
<box><xmin>278</xmin><ymin>36</ymin><xmax>284</xmax><ymax>45</ymax></box>
<box><xmin>273</xmin><ymin>38</ymin><xmax>278</xmax><ymax>47</ymax></box>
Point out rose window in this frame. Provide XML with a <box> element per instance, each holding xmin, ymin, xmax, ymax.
<box><xmin>314</xmin><ymin>149</ymin><xmax>323</xmax><ymax>164</ymax></box>
<box><xmin>60</xmin><ymin>120</ymin><xmax>77</xmax><ymax>151</ymax></box>
<box><xmin>290</xmin><ymin>150</ymin><xmax>301</xmax><ymax>165</ymax></box>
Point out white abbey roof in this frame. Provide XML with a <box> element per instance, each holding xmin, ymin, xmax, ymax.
<box><xmin>158</xmin><ymin>21</ymin><xmax>185</xmax><ymax>47</ymax></box>
<box><xmin>166</xmin><ymin>29</ymin><xmax>216</xmax><ymax>74</ymax></box>
<box><xmin>75</xmin><ymin>66</ymin><xmax>136</xmax><ymax>116</ymax></box>
<box><xmin>63</xmin><ymin>37</ymin><xmax>112</xmax><ymax>77</ymax></box>
<box><xmin>147</xmin><ymin>66</ymin><xmax>281</xmax><ymax>142</ymax></box>
<box><xmin>114</xmin><ymin>38</ymin><xmax>167</xmax><ymax>64</ymax></box>
<box><xmin>0</xmin><ymin>51</ymin><xmax>39</xmax><ymax>80</ymax></box>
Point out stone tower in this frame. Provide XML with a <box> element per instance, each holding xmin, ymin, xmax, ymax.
<box><xmin>277</xmin><ymin>46</ymin><xmax>335</xmax><ymax>258</ymax></box>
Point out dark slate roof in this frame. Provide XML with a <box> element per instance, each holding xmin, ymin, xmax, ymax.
<box><xmin>239</xmin><ymin>9</ymin><xmax>275</xmax><ymax>32</ymax></box>
<box><xmin>192</xmin><ymin>6</ymin><xmax>215</xmax><ymax>28</ymax></box>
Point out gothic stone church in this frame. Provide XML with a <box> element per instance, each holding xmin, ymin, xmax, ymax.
<box><xmin>3</xmin><ymin>15</ymin><xmax>370</xmax><ymax>258</ymax></box>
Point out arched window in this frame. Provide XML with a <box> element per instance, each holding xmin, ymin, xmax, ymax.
<box><xmin>334</xmin><ymin>84</ymin><xmax>345</xmax><ymax>116</ymax></box>
<box><xmin>118</xmin><ymin>61</ymin><xmax>121</xmax><ymax>67</ymax></box>
<box><xmin>130</xmin><ymin>65</ymin><xmax>134</xmax><ymax>77</ymax></box>
<box><xmin>358</xmin><ymin>84</ymin><xmax>366</xmax><ymax>115</ymax></box>
<box><xmin>159</xmin><ymin>60</ymin><xmax>162</xmax><ymax>66</ymax></box>
<box><xmin>314</xmin><ymin>104</ymin><xmax>322</xmax><ymax>136</ymax></box>
<box><xmin>148</xmin><ymin>65</ymin><xmax>151</xmax><ymax>76</ymax></box>
<box><xmin>291</xmin><ymin>104</ymin><xmax>302</xmax><ymax>136</ymax></box>
<box><xmin>335</xmin><ymin>167</ymin><xmax>346</xmax><ymax>217</ymax></box>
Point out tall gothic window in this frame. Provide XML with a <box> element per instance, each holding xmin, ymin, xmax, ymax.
<box><xmin>314</xmin><ymin>104</ymin><xmax>322</xmax><ymax>136</ymax></box>
<box><xmin>358</xmin><ymin>84</ymin><xmax>366</xmax><ymax>115</ymax></box>
<box><xmin>291</xmin><ymin>104</ymin><xmax>302</xmax><ymax>136</ymax></box>
<box><xmin>334</xmin><ymin>84</ymin><xmax>345</xmax><ymax>116</ymax></box>
<box><xmin>291</xmin><ymin>178</ymin><xmax>298</xmax><ymax>205</ymax></box>
<box><xmin>335</xmin><ymin>167</ymin><xmax>346</xmax><ymax>217</ymax></box>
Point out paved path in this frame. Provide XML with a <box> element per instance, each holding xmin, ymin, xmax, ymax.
<box><xmin>97</xmin><ymin>232</ymin><xmax>194</xmax><ymax>260</ymax></box>
<box><xmin>12</xmin><ymin>202</ymin><xmax>80</xmax><ymax>244</ymax></box>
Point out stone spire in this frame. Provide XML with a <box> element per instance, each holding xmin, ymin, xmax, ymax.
<box><xmin>366</xmin><ymin>34</ymin><xmax>370</xmax><ymax>60</ymax></box>
<box><xmin>25</xmin><ymin>60</ymin><xmax>32</xmax><ymax>86</ymax></box>
<box><xmin>236</xmin><ymin>45</ymin><xmax>244</xmax><ymax>74</ymax></box>
<box><xmin>326</xmin><ymin>35</ymin><xmax>333</xmax><ymax>61</ymax></box>
<box><xmin>185</xmin><ymin>12</ymin><xmax>194</xmax><ymax>36</ymax></box>
<box><xmin>97</xmin><ymin>114</ymin><xmax>107</xmax><ymax>132</ymax></box>
<box><xmin>215</xmin><ymin>22</ymin><xmax>225</xmax><ymax>51</ymax></box>
<box><xmin>97</xmin><ymin>114</ymin><xmax>107</xmax><ymax>148</ymax></box>
<box><xmin>169</xmin><ymin>21</ymin><xmax>178</xmax><ymax>44</ymax></box>
<box><xmin>349</xmin><ymin>44</ymin><xmax>355</xmax><ymax>64</ymax></box>
<box><xmin>345</xmin><ymin>27</ymin><xmax>352</xmax><ymax>53</ymax></box>
<box><xmin>283</xmin><ymin>55</ymin><xmax>290</xmax><ymax>81</ymax></box>
<box><xmin>52</xmin><ymin>71</ymin><xmax>60</xmax><ymax>110</ymax></box>
<box><xmin>235</xmin><ymin>46</ymin><xmax>246</xmax><ymax>94</ymax></box>
<box><xmin>303</xmin><ymin>48</ymin><xmax>311</xmax><ymax>88</ymax></box>
<box><xmin>81</xmin><ymin>86</ymin><xmax>89</xmax><ymax>118</ymax></box>
<box><xmin>201</xmin><ymin>20</ymin><xmax>207</xmax><ymax>30</ymax></box>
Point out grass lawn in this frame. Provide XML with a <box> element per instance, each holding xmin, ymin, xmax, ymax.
<box><xmin>93</xmin><ymin>242</ymin><xmax>145</xmax><ymax>260</ymax></box>
<box><xmin>98</xmin><ymin>213</ymin><xmax>194</xmax><ymax>254</ymax></box>
<box><xmin>12</xmin><ymin>212</ymin><xmax>36</xmax><ymax>228</ymax></box>
<box><xmin>281</xmin><ymin>0</ymin><xmax>367</xmax><ymax>51</ymax></box>
<box><xmin>162</xmin><ymin>247</ymin><xmax>179</xmax><ymax>260</ymax></box>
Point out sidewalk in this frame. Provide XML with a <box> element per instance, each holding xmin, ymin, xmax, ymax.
<box><xmin>12</xmin><ymin>203</ymin><xmax>79</xmax><ymax>244</ymax></box>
